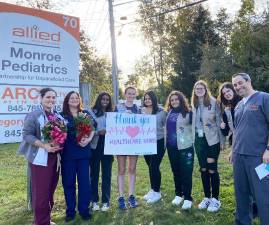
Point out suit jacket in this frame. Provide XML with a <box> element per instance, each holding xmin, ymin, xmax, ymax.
<box><xmin>17</xmin><ymin>109</ymin><xmax>44</xmax><ymax>163</ymax></box>
<box><xmin>192</xmin><ymin>96</ymin><xmax>224</xmax><ymax>146</ymax></box>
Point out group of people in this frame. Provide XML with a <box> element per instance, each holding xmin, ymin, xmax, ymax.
<box><xmin>18</xmin><ymin>72</ymin><xmax>269</xmax><ymax>225</ymax></box>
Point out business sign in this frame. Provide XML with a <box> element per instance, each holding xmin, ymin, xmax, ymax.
<box><xmin>104</xmin><ymin>112</ymin><xmax>157</xmax><ymax>155</ymax></box>
<box><xmin>0</xmin><ymin>3</ymin><xmax>80</xmax><ymax>143</ymax></box>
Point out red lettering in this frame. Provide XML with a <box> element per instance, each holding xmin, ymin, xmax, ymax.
<box><xmin>15</xmin><ymin>88</ymin><xmax>26</xmax><ymax>99</ymax></box>
<box><xmin>39</xmin><ymin>32</ymin><xmax>50</xmax><ymax>40</ymax></box>
<box><xmin>1</xmin><ymin>87</ymin><xmax>40</xmax><ymax>100</ymax></box>
<box><xmin>12</xmin><ymin>28</ymin><xmax>24</xmax><ymax>37</ymax></box>
<box><xmin>51</xmin><ymin>32</ymin><xmax>60</xmax><ymax>42</ymax></box>
<box><xmin>1</xmin><ymin>87</ymin><xmax>14</xmax><ymax>99</ymax></box>
<box><xmin>28</xmin><ymin>88</ymin><xmax>39</xmax><ymax>100</ymax></box>
<box><xmin>12</xmin><ymin>27</ymin><xmax>61</xmax><ymax>42</ymax></box>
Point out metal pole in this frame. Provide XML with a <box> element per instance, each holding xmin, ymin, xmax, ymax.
<box><xmin>27</xmin><ymin>163</ymin><xmax>32</xmax><ymax>211</ymax></box>
<box><xmin>79</xmin><ymin>82</ymin><xmax>91</xmax><ymax>110</ymax></box>
<box><xmin>108</xmin><ymin>0</ymin><xmax>119</xmax><ymax>105</ymax></box>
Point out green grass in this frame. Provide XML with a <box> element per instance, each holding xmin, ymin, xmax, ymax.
<box><xmin>0</xmin><ymin>144</ymin><xmax>260</xmax><ymax>225</ymax></box>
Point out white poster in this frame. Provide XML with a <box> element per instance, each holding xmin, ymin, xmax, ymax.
<box><xmin>0</xmin><ymin>3</ymin><xmax>80</xmax><ymax>143</ymax></box>
<box><xmin>104</xmin><ymin>112</ymin><xmax>157</xmax><ymax>155</ymax></box>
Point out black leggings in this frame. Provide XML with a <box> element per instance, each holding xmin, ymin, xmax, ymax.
<box><xmin>144</xmin><ymin>139</ymin><xmax>165</xmax><ymax>192</ymax></box>
<box><xmin>167</xmin><ymin>145</ymin><xmax>194</xmax><ymax>201</ymax></box>
<box><xmin>91</xmin><ymin>136</ymin><xmax>113</xmax><ymax>203</ymax></box>
<box><xmin>195</xmin><ymin>135</ymin><xmax>220</xmax><ymax>199</ymax></box>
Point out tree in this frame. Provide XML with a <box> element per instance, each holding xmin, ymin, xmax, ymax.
<box><xmin>79</xmin><ymin>31</ymin><xmax>113</xmax><ymax>104</ymax></box>
<box><xmin>230</xmin><ymin>0</ymin><xmax>255</xmax><ymax>68</ymax></box>
<box><xmin>171</xmin><ymin>5</ymin><xmax>220</xmax><ymax>97</ymax></box>
<box><xmin>138</xmin><ymin>0</ymin><xmax>181</xmax><ymax>99</ymax></box>
<box><xmin>215</xmin><ymin>8</ymin><xmax>233</xmax><ymax>48</ymax></box>
<box><xmin>199</xmin><ymin>44</ymin><xmax>235</xmax><ymax>95</ymax></box>
<box><xmin>230</xmin><ymin>0</ymin><xmax>269</xmax><ymax>92</ymax></box>
<box><xmin>16</xmin><ymin>0</ymin><xmax>53</xmax><ymax>9</ymax></box>
<box><xmin>199</xmin><ymin>8</ymin><xmax>235</xmax><ymax>95</ymax></box>
<box><xmin>126</xmin><ymin>55</ymin><xmax>155</xmax><ymax>87</ymax></box>
<box><xmin>125</xmin><ymin>54</ymin><xmax>171</xmax><ymax>103</ymax></box>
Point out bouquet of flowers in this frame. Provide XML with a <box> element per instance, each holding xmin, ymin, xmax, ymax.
<box><xmin>74</xmin><ymin>112</ymin><xmax>94</xmax><ymax>143</ymax></box>
<box><xmin>42</xmin><ymin>114</ymin><xmax>67</xmax><ymax>147</ymax></box>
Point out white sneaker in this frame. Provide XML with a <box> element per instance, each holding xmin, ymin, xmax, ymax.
<box><xmin>146</xmin><ymin>192</ymin><xmax>162</xmax><ymax>204</ymax></box>
<box><xmin>101</xmin><ymin>203</ymin><xmax>110</xmax><ymax>212</ymax></box>
<box><xmin>143</xmin><ymin>189</ymin><xmax>154</xmax><ymax>201</ymax></box>
<box><xmin>92</xmin><ymin>202</ymin><xmax>100</xmax><ymax>211</ymax></box>
<box><xmin>181</xmin><ymin>200</ymin><xmax>192</xmax><ymax>210</ymax></box>
<box><xmin>207</xmin><ymin>198</ymin><xmax>221</xmax><ymax>212</ymax></box>
<box><xmin>171</xmin><ymin>196</ymin><xmax>183</xmax><ymax>206</ymax></box>
<box><xmin>198</xmin><ymin>198</ymin><xmax>211</xmax><ymax>209</ymax></box>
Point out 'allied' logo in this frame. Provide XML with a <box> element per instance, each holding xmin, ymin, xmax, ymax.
<box><xmin>12</xmin><ymin>25</ymin><xmax>61</xmax><ymax>43</ymax></box>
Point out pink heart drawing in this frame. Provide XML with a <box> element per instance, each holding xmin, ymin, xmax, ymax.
<box><xmin>126</xmin><ymin>126</ymin><xmax>140</xmax><ymax>138</ymax></box>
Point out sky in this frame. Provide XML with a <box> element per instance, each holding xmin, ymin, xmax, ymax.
<box><xmin>4</xmin><ymin>0</ymin><xmax>268</xmax><ymax>76</ymax></box>
<box><xmin>63</xmin><ymin>0</ymin><xmax>267</xmax><ymax>76</ymax></box>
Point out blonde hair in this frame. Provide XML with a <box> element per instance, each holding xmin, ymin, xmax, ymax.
<box><xmin>191</xmin><ymin>80</ymin><xmax>212</xmax><ymax>108</ymax></box>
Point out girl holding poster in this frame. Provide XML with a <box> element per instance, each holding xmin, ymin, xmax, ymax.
<box><xmin>90</xmin><ymin>92</ymin><xmax>114</xmax><ymax>212</ymax></box>
<box><xmin>18</xmin><ymin>88</ymin><xmax>64</xmax><ymax>225</ymax></box>
<box><xmin>165</xmin><ymin>91</ymin><xmax>194</xmax><ymax>210</ymax></box>
<box><xmin>191</xmin><ymin>80</ymin><xmax>222</xmax><ymax>212</ymax></box>
<box><xmin>115</xmin><ymin>86</ymin><xmax>140</xmax><ymax>210</ymax></box>
<box><xmin>142</xmin><ymin>90</ymin><xmax>166</xmax><ymax>204</ymax></box>
<box><xmin>61</xmin><ymin>91</ymin><xmax>94</xmax><ymax>222</ymax></box>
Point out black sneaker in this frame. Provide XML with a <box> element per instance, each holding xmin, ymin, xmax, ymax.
<box><xmin>252</xmin><ymin>202</ymin><xmax>258</xmax><ymax>219</ymax></box>
<box><xmin>65</xmin><ymin>215</ymin><xmax>75</xmax><ymax>222</ymax></box>
<box><xmin>80</xmin><ymin>212</ymin><xmax>92</xmax><ymax>221</ymax></box>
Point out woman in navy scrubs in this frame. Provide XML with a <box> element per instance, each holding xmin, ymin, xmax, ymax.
<box><xmin>61</xmin><ymin>91</ymin><xmax>94</xmax><ymax>222</ymax></box>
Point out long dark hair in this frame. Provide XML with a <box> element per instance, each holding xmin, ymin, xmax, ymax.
<box><xmin>165</xmin><ymin>90</ymin><xmax>190</xmax><ymax>118</ymax></box>
<box><xmin>218</xmin><ymin>82</ymin><xmax>241</xmax><ymax>111</ymax></box>
<box><xmin>143</xmin><ymin>90</ymin><xmax>159</xmax><ymax>115</ymax></box>
<box><xmin>62</xmin><ymin>91</ymin><xmax>83</xmax><ymax>116</ymax></box>
<box><xmin>92</xmin><ymin>92</ymin><xmax>113</xmax><ymax>117</ymax></box>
